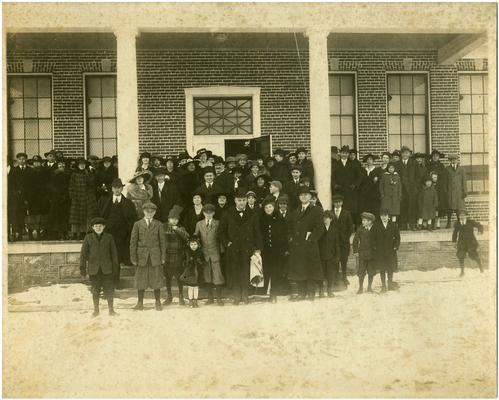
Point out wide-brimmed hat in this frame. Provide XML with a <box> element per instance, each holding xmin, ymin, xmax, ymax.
<box><xmin>361</xmin><ymin>212</ymin><xmax>376</xmax><ymax>222</ymax></box>
<box><xmin>391</xmin><ymin>150</ymin><xmax>401</xmax><ymax>157</ymax></box>
<box><xmin>340</xmin><ymin>145</ymin><xmax>350</xmax><ymax>153</ymax></box>
<box><xmin>400</xmin><ymin>146</ymin><xmax>412</xmax><ymax>153</ymax></box>
<box><xmin>130</xmin><ymin>170</ymin><xmax>152</xmax><ymax>183</ymax></box>
<box><xmin>102</xmin><ymin>156</ymin><xmax>112</xmax><ymax>163</ymax></box>
<box><xmin>44</xmin><ymin>149</ymin><xmax>56</xmax><ymax>158</ymax></box>
<box><xmin>202</xmin><ymin>166</ymin><xmax>216</xmax><ymax>176</ymax></box>
<box><xmin>362</xmin><ymin>153</ymin><xmax>379</xmax><ymax>163</ymax></box>
<box><xmin>111</xmin><ymin>178</ymin><xmax>125</xmax><ymax>188</ymax></box>
<box><xmin>168</xmin><ymin>205</ymin><xmax>183</xmax><ymax>219</ymax></box>
<box><xmin>90</xmin><ymin>217</ymin><xmax>106</xmax><ymax>226</ymax></box>
<box><xmin>196</xmin><ymin>148</ymin><xmax>211</xmax><ymax>158</ymax></box>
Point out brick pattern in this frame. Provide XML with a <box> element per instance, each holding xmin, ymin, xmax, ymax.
<box><xmin>6</xmin><ymin>50</ymin><xmax>117</xmax><ymax>157</ymax></box>
<box><xmin>136</xmin><ymin>49</ymin><xmax>310</xmax><ymax>155</ymax></box>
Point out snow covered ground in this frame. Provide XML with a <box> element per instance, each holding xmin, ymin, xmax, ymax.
<box><xmin>4</xmin><ymin>267</ymin><xmax>497</xmax><ymax>398</ymax></box>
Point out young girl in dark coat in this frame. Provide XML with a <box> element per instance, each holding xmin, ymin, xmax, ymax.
<box><xmin>417</xmin><ymin>176</ymin><xmax>438</xmax><ymax>230</ymax></box>
<box><xmin>48</xmin><ymin>160</ymin><xmax>71</xmax><ymax>240</ymax></box>
<box><xmin>180</xmin><ymin>236</ymin><xmax>206</xmax><ymax>308</ymax></box>
<box><xmin>452</xmin><ymin>211</ymin><xmax>484</xmax><ymax>277</ymax></box>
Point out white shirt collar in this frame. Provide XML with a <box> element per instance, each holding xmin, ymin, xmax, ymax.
<box><xmin>113</xmin><ymin>194</ymin><xmax>122</xmax><ymax>202</ymax></box>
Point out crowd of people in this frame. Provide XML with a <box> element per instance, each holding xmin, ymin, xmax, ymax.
<box><xmin>8</xmin><ymin>145</ymin><xmax>484</xmax><ymax>314</ymax></box>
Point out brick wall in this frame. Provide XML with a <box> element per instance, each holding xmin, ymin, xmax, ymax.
<box><xmin>6</xmin><ymin>50</ymin><xmax>117</xmax><ymax>157</ymax></box>
<box><xmin>136</xmin><ymin>49</ymin><xmax>310</xmax><ymax>155</ymax></box>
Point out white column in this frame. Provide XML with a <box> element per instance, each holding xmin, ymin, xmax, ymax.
<box><xmin>307</xmin><ymin>29</ymin><xmax>331</xmax><ymax>209</ymax></box>
<box><xmin>115</xmin><ymin>27</ymin><xmax>140</xmax><ymax>184</ymax></box>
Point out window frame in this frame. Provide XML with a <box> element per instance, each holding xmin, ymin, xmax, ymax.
<box><xmin>7</xmin><ymin>73</ymin><xmax>54</xmax><ymax>158</ymax></box>
<box><xmin>457</xmin><ymin>71</ymin><xmax>489</xmax><ymax>195</ymax></box>
<box><xmin>328</xmin><ymin>71</ymin><xmax>359</xmax><ymax>150</ymax></box>
<box><xmin>184</xmin><ymin>87</ymin><xmax>261</xmax><ymax>155</ymax></box>
<box><xmin>385</xmin><ymin>71</ymin><xmax>432</xmax><ymax>152</ymax></box>
<box><xmin>83</xmin><ymin>72</ymin><xmax>118</xmax><ymax>158</ymax></box>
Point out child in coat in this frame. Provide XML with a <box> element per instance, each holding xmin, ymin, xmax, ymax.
<box><xmin>379</xmin><ymin>162</ymin><xmax>401</xmax><ymax>223</ymax></box>
<box><xmin>452</xmin><ymin>211</ymin><xmax>484</xmax><ymax>277</ymax></box>
<box><xmin>80</xmin><ymin>217</ymin><xmax>119</xmax><ymax>317</ymax></box>
<box><xmin>374</xmin><ymin>209</ymin><xmax>401</xmax><ymax>292</ymax></box>
<box><xmin>429</xmin><ymin>171</ymin><xmax>442</xmax><ymax>229</ymax></box>
<box><xmin>194</xmin><ymin>204</ymin><xmax>225</xmax><ymax>305</ymax></box>
<box><xmin>417</xmin><ymin>176</ymin><xmax>438</xmax><ymax>230</ymax></box>
<box><xmin>318</xmin><ymin>210</ymin><xmax>341</xmax><ymax>297</ymax></box>
<box><xmin>352</xmin><ymin>212</ymin><xmax>377</xmax><ymax>294</ymax></box>
<box><xmin>162</xmin><ymin>205</ymin><xmax>189</xmax><ymax>305</ymax></box>
<box><xmin>180</xmin><ymin>236</ymin><xmax>206</xmax><ymax>308</ymax></box>
<box><xmin>129</xmin><ymin>202</ymin><xmax>166</xmax><ymax>311</ymax></box>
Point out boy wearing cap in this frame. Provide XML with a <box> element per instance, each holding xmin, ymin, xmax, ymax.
<box><xmin>417</xmin><ymin>176</ymin><xmax>438</xmax><ymax>231</ymax></box>
<box><xmin>162</xmin><ymin>205</ymin><xmax>189</xmax><ymax>305</ymax></box>
<box><xmin>246</xmin><ymin>191</ymin><xmax>259</xmax><ymax>211</ymax></box>
<box><xmin>446</xmin><ymin>155</ymin><xmax>467</xmax><ymax>228</ymax></box>
<box><xmin>129</xmin><ymin>202</ymin><xmax>166</xmax><ymax>311</ymax></box>
<box><xmin>331</xmin><ymin>194</ymin><xmax>354</xmax><ymax>287</ymax></box>
<box><xmin>452</xmin><ymin>211</ymin><xmax>484</xmax><ymax>277</ymax></box>
<box><xmin>220</xmin><ymin>188</ymin><xmax>263</xmax><ymax>305</ymax></box>
<box><xmin>374</xmin><ymin>209</ymin><xmax>400</xmax><ymax>292</ymax></box>
<box><xmin>44</xmin><ymin>150</ymin><xmax>58</xmax><ymax>171</ymax></box>
<box><xmin>151</xmin><ymin>167</ymin><xmax>182</xmax><ymax>223</ymax></box>
<box><xmin>195</xmin><ymin>203</ymin><xmax>225</xmax><ymax>305</ymax></box>
<box><xmin>8</xmin><ymin>152</ymin><xmax>32</xmax><ymax>241</ymax></box>
<box><xmin>319</xmin><ymin>210</ymin><xmax>341</xmax><ymax>297</ymax></box>
<box><xmin>97</xmin><ymin>178</ymin><xmax>137</xmax><ymax>284</ymax></box>
<box><xmin>80</xmin><ymin>217</ymin><xmax>119</xmax><ymax>316</ymax></box>
<box><xmin>353</xmin><ymin>212</ymin><xmax>377</xmax><ymax>294</ymax></box>
<box><xmin>288</xmin><ymin>186</ymin><xmax>325</xmax><ymax>300</ymax></box>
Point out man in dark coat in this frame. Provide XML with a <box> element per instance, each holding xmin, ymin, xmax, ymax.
<box><xmin>43</xmin><ymin>150</ymin><xmax>58</xmax><ymax>171</ymax></box>
<box><xmin>331</xmin><ymin>145</ymin><xmax>363</xmax><ymax>225</ymax></box>
<box><xmin>288</xmin><ymin>186</ymin><xmax>325</xmax><ymax>300</ymax></box>
<box><xmin>318</xmin><ymin>210</ymin><xmax>341</xmax><ymax>297</ymax></box>
<box><xmin>396</xmin><ymin>146</ymin><xmax>418</xmax><ymax>230</ymax></box>
<box><xmin>151</xmin><ymin>167</ymin><xmax>182</xmax><ymax>223</ymax></box>
<box><xmin>331</xmin><ymin>194</ymin><xmax>354</xmax><ymax>287</ymax></box>
<box><xmin>195</xmin><ymin>167</ymin><xmax>224</xmax><ymax>206</ymax></box>
<box><xmin>353</xmin><ymin>212</ymin><xmax>378</xmax><ymax>294</ymax></box>
<box><xmin>8</xmin><ymin>152</ymin><xmax>32</xmax><ymax>241</ymax></box>
<box><xmin>270</xmin><ymin>148</ymin><xmax>290</xmax><ymax>183</ymax></box>
<box><xmin>452</xmin><ymin>211</ymin><xmax>484</xmax><ymax>277</ymax></box>
<box><xmin>426</xmin><ymin>150</ymin><xmax>448</xmax><ymax>229</ymax></box>
<box><xmin>283</xmin><ymin>165</ymin><xmax>304</xmax><ymax>211</ymax></box>
<box><xmin>98</xmin><ymin>178</ymin><xmax>137</xmax><ymax>286</ymax></box>
<box><xmin>374</xmin><ymin>209</ymin><xmax>401</xmax><ymax>292</ymax></box>
<box><xmin>219</xmin><ymin>188</ymin><xmax>263</xmax><ymax>305</ymax></box>
<box><xmin>214</xmin><ymin>157</ymin><xmax>233</xmax><ymax>195</ymax></box>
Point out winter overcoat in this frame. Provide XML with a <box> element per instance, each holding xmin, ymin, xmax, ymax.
<box><xmin>418</xmin><ymin>185</ymin><xmax>438</xmax><ymax>220</ymax></box>
<box><xmin>446</xmin><ymin>165</ymin><xmax>467</xmax><ymax>212</ymax></box>
<box><xmin>318</xmin><ymin>224</ymin><xmax>341</xmax><ymax>261</ymax></box>
<box><xmin>48</xmin><ymin>169</ymin><xmax>71</xmax><ymax>232</ymax></box>
<box><xmin>379</xmin><ymin>172</ymin><xmax>402</xmax><ymax>216</ymax></box>
<box><xmin>151</xmin><ymin>181</ymin><xmax>182</xmax><ymax>223</ymax></box>
<box><xmin>331</xmin><ymin>159</ymin><xmax>362</xmax><ymax>213</ymax></box>
<box><xmin>452</xmin><ymin>219</ymin><xmax>483</xmax><ymax>257</ymax></box>
<box><xmin>331</xmin><ymin>207</ymin><xmax>353</xmax><ymax>260</ymax></box>
<box><xmin>373</xmin><ymin>221</ymin><xmax>400</xmax><ymax>272</ymax></box>
<box><xmin>129</xmin><ymin>218</ymin><xmax>166</xmax><ymax>267</ymax></box>
<box><xmin>68</xmin><ymin>169</ymin><xmax>98</xmax><ymax>226</ymax></box>
<box><xmin>126</xmin><ymin>183</ymin><xmax>153</xmax><ymax>219</ymax></box>
<box><xmin>26</xmin><ymin>166</ymin><xmax>50</xmax><ymax>216</ymax></box>
<box><xmin>162</xmin><ymin>223</ymin><xmax>189</xmax><ymax>272</ymax></box>
<box><xmin>288</xmin><ymin>205</ymin><xmax>325</xmax><ymax>281</ymax></box>
<box><xmin>427</xmin><ymin>160</ymin><xmax>449</xmax><ymax>211</ymax></box>
<box><xmin>80</xmin><ymin>232</ymin><xmax>119</xmax><ymax>276</ymax></box>
<box><xmin>358</xmin><ymin>166</ymin><xmax>382</xmax><ymax>215</ymax></box>
<box><xmin>195</xmin><ymin>219</ymin><xmax>225</xmax><ymax>285</ymax></box>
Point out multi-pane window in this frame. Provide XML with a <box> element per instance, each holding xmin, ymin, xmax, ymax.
<box><xmin>329</xmin><ymin>74</ymin><xmax>356</xmax><ymax>148</ymax></box>
<box><xmin>459</xmin><ymin>73</ymin><xmax>488</xmax><ymax>193</ymax></box>
<box><xmin>86</xmin><ymin>75</ymin><xmax>117</xmax><ymax>157</ymax></box>
<box><xmin>194</xmin><ymin>97</ymin><xmax>253</xmax><ymax>135</ymax></box>
<box><xmin>387</xmin><ymin>74</ymin><xmax>428</xmax><ymax>153</ymax></box>
<box><xmin>8</xmin><ymin>75</ymin><xmax>53</xmax><ymax>157</ymax></box>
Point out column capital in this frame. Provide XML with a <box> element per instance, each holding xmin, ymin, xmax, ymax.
<box><xmin>113</xmin><ymin>25</ymin><xmax>140</xmax><ymax>40</ymax></box>
<box><xmin>304</xmin><ymin>27</ymin><xmax>330</xmax><ymax>41</ymax></box>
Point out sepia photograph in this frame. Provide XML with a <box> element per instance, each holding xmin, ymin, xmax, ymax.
<box><xmin>2</xmin><ymin>2</ymin><xmax>497</xmax><ymax>398</ymax></box>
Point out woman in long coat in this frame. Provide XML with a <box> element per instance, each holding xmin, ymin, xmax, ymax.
<box><xmin>25</xmin><ymin>155</ymin><xmax>50</xmax><ymax>239</ymax></box>
<box><xmin>126</xmin><ymin>170</ymin><xmax>153</xmax><ymax>219</ymax></box>
<box><xmin>379</xmin><ymin>163</ymin><xmax>402</xmax><ymax>222</ymax></box>
<box><xmin>288</xmin><ymin>188</ymin><xmax>325</xmax><ymax>300</ymax></box>
<box><xmin>181</xmin><ymin>193</ymin><xmax>205</xmax><ymax>235</ymax></box>
<box><xmin>95</xmin><ymin>156</ymin><xmax>118</xmax><ymax>199</ymax></box>
<box><xmin>446</xmin><ymin>154</ymin><xmax>467</xmax><ymax>224</ymax></box>
<box><xmin>358</xmin><ymin>154</ymin><xmax>382</xmax><ymax>216</ymax></box>
<box><xmin>69</xmin><ymin>158</ymin><xmax>98</xmax><ymax>239</ymax></box>
<box><xmin>259</xmin><ymin>199</ymin><xmax>288</xmax><ymax>302</ymax></box>
<box><xmin>48</xmin><ymin>160</ymin><xmax>71</xmax><ymax>240</ymax></box>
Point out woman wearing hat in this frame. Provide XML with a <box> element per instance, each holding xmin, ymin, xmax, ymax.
<box><xmin>250</xmin><ymin>174</ymin><xmax>270</xmax><ymax>206</ymax></box>
<box><xmin>177</xmin><ymin>158</ymin><xmax>200</xmax><ymax>207</ymax></box>
<box><xmin>25</xmin><ymin>155</ymin><xmax>50</xmax><ymax>240</ymax></box>
<box><xmin>181</xmin><ymin>192</ymin><xmax>205</xmax><ymax>236</ymax></box>
<box><xmin>296</xmin><ymin>147</ymin><xmax>315</xmax><ymax>182</ymax></box>
<box><xmin>69</xmin><ymin>157</ymin><xmax>98</xmax><ymax>240</ymax></box>
<box><xmin>359</xmin><ymin>153</ymin><xmax>382</xmax><ymax>217</ymax></box>
<box><xmin>126</xmin><ymin>170</ymin><xmax>154</xmax><ymax>219</ymax></box>
<box><xmin>270</xmin><ymin>149</ymin><xmax>291</xmax><ymax>184</ymax></box>
<box><xmin>164</xmin><ymin>155</ymin><xmax>179</xmax><ymax>183</ymax></box>
<box><xmin>136</xmin><ymin>152</ymin><xmax>153</xmax><ymax>174</ymax></box>
<box><xmin>95</xmin><ymin>156</ymin><xmax>118</xmax><ymax>200</ymax></box>
<box><xmin>48</xmin><ymin>159</ymin><xmax>71</xmax><ymax>240</ymax></box>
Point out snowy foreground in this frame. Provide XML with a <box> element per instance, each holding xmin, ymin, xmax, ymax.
<box><xmin>4</xmin><ymin>268</ymin><xmax>497</xmax><ymax>398</ymax></box>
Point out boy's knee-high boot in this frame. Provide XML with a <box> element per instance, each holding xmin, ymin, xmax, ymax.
<box><xmin>164</xmin><ymin>278</ymin><xmax>173</xmax><ymax>305</ymax></box>
<box><xmin>92</xmin><ymin>294</ymin><xmax>100</xmax><ymax>317</ymax></box>
<box><xmin>154</xmin><ymin>289</ymin><xmax>162</xmax><ymax>311</ymax></box>
<box><xmin>178</xmin><ymin>283</ymin><xmax>185</xmax><ymax>305</ymax></box>
<box><xmin>215</xmin><ymin>285</ymin><xmax>224</xmax><ymax>306</ymax></box>
<box><xmin>107</xmin><ymin>296</ymin><xmax>118</xmax><ymax>316</ymax></box>
<box><xmin>357</xmin><ymin>274</ymin><xmax>365</xmax><ymax>294</ymax></box>
<box><xmin>207</xmin><ymin>285</ymin><xmax>215</xmax><ymax>304</ymax></box>
<box><xmin>367</xmin><ymin>275</ymin><xmax>374</xmax><ymax>292</ymax></box>
<box><xmin>134</xmin><ymin>290</ymin><xmax>145</xmax><ymax>310</ymax></box>
<box><xmin>380</xmin><ymin>271</ymin><xmax>387</xmax><ymax>292</ymax></box>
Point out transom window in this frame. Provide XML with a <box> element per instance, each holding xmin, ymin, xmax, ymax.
<box><xmin>85</xmin><ymin>75</ymin><xmax>117</xmax><ymax>157</ymax></box>
<box><xmin>459</xmin><ymin>73</ymin><xmax>488</xmax><ymax>194</ymax></box>
<box><xmin>387</xmin><ymin>74</ymin><xmax>428</xmax><ymax>153</ymax></box>
<box><xmin>8</xmin><ymin>75</ymin><xmax>53</xmax><ymax>157</ymax></box>
<box><xmin>193</xmin><ymin>97</ymin><xmax>253</xmax><ymax>135</ymax></box>
<box><xmin>329</xmin><ymin>74</ymin><xmax>356</xmax><ymax>149</ymax></box>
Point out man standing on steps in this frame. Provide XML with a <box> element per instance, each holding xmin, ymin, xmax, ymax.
<box><xmin>97</xmin><ymin>178</ymin><xmax>137</xmax><ymax>288</ymax></box>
